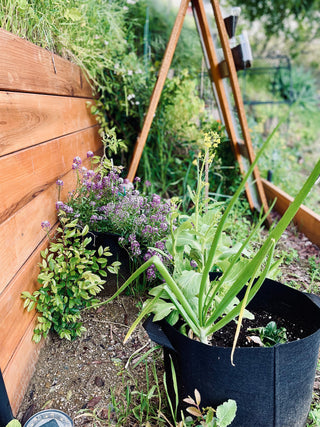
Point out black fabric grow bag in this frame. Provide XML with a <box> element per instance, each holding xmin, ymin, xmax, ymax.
<box><xmin>144</xmin><ymin>278</ymin><xmax>320</xmax><ymax>427</ymax></box>
<box><xmin>0</xmin><ymin>369</ymin><xmax>14</xmax><ymax>427</ymax></box>
<box><xmin>87</xmin><ymin>231</ymin><xmax>131</xmax><ymax>295</ymax></box>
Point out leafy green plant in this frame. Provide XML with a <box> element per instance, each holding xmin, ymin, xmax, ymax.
<box><xmin>307</xmin><ymin>400</ymin><xmax>320</xmax><ymax>427</ymax></box>
<box><xmin>21</xmin><ymin>214</ymin><xmax>120</xmax><ymax>342</ymax></box>
<box><xmin>272</xmin><ymin>66</ymin><xmax>318</xmax><ymax>111</ymax></box>
<box><xmin>163</xmin><ymin>356</ymin><xmax>236</xmax><ymax>427</ymax></box>
<box><xmin>100</xmin><ymin>124</ymin><xmax>320</xmax><ymax>363</ymax></box>
<box><xmin>181</xmin><ymin>390</ymin><xmax>237</xmax><ymax>427</ymax></box>
<box><xmin>247</xmin><ymin>321</ymin><xmax>288</xmax><ymax>347</ymax></box>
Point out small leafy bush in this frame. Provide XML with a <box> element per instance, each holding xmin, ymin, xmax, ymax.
<box><xmin>272</xmin><ymin>66</ymin><xmax>318</xmax><ymax>110</ymax></box>
<box><xmin>21</xmin><ymin>214</ymin><xmax>120</xmax><ymax>342</ymax></box>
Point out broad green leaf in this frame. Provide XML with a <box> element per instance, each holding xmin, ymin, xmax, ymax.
<box><xmin>6</xmin><ymin>419</ymin><xmax>22</xmax><ymax>427</ymax></box>
<box><xmin>27</xmin><ymin>301</ymin><xmax>35</xmax><ymax>312</ymax></box>
<box><xmin>21</xmin><ymin>291</ymin><xmax>32</xmax><ymax>299</ymax></box>
<box><xmin>152</xmin><ymin>299</ymin><xmax>176</xmax><ymax>322</ymax></box>
<box><xmin>216</xmin><ymin>399</ymin><xmax>237</xmax><ymax>427</ymax></box>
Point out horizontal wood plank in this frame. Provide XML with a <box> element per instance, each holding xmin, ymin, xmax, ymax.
<box><xmin>3</xmin><ymin>317</ymin><xmax>44</xmax><ymax>416</ymax></box>
<box><xmin>0</xmin><ymin>164</ymin><xmax>97</xmax><ymax>412</ymax></box>
<box><xmin>0</xmin><ymin>236</ymin><xmax>49</xmax><ymax>372</ymax></box>
<box><xmin>0</xmin><ymin>29</ymin><xmax>93</xmax><ymax>97</ymax></box>
<box><xmin>0</xmin><ymin>91</ymin><xmax>98</xmax><ymax>156</ymax></box>
<box><xmin>0</xmin><ymin>126</ymin><xmax>101</xmax><ymax>225</ymax></box>
<box><xmin>262</xmin><ymin>178</ymin><xmax>320</xmax><ymax>247</ymax></box>
<box><xmin>0</xmin><ymin>137</ymin><xmax>102</xmax><ymax>293</ymax></box>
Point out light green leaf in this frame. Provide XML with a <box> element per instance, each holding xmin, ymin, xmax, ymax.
<box><xmin>152</xmin><ymin>300</ymin><xmax>176</xmax><ymax>322</ymax></box>
<box><xmin>6</xmin><ymin>419</ymin><xmax>22</xmax><ymax>427</ymax></box>
<box><xmin>216</xmin><ymin>399</ymin><xmax>237</xmax><ymax>427</ymax></box>
<box><xmin>82</xmin><ymin>225</ymin><xmax>89</xmax><ymax>236</ymax></box>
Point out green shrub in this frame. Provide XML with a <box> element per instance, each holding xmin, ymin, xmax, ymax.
<box><xmin>21</xmin><ymin>215</ymin><xmax>120</xmax><ymax>342</ymax></box>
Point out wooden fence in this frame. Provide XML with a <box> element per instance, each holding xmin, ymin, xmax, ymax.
<box><xmin>0</xmin><ymin>29</ymin><xmax>102</xmax><ymax>414</ymax></box>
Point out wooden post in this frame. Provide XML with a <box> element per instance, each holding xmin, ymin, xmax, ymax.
<box><xmin>210</xmin><ymin>0</ymin><xmax>270</xmax><ymax>220</ymax></box>
<box><xmin>127</xmin><ymin>0</ymin><xmax>190</xmax><ymax>182</ymax></box>
<box><xmin>192</xmin><ymin>0</ymin><xmax>254</xmax><ymax>210</ymax></box>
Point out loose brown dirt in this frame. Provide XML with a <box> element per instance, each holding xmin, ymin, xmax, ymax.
<box><xmin>16</xmin><ymin>220</ymin><xmax>320</xmax><ymax>426</ymax></box>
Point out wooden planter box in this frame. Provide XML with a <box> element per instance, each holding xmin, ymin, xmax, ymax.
<box><xmin>0</xmin><ymin>29</ymin><xmax>102</xmax><ymax>414</ymax></box>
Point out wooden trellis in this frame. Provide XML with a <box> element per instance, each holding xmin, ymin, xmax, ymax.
<box><xmin>127</xmin><ymin>0</ymin><xmax>270</xmax><ymax>220</ymax></box>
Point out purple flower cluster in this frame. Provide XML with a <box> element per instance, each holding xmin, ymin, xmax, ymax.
<box><xmin>72</xmin><ymin>156</ymin><xmax>82</xmax><ymax>170</ymax></box>
<box><xmin>56</xmin><ymin>201</ymin><xmax>73</xmax><ymax>214</ymax></box>
<box><xmin>56</xmin><ymin>158</ymin><xmax>172</xmax><ymax>282</ymax></box>
<box><xmin>41</xmin><ymin>220</ymin><xmax>51</xmax><ymax>231</ymax></box>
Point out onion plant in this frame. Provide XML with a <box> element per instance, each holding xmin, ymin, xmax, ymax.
<box><xmin>99</xmin><ymin>125</ymin><xmax>320</xmax><ymax>363</ymax></box>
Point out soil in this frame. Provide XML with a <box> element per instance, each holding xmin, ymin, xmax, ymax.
<box><xmin>16</xmin><ymin>219</ymin><xmax>320</xmax><ymax>426</ymax></box>
<box><xmin>211</xmin><ymin>308</ymin><xmax>314</xmax><ymax>348</ymax></box>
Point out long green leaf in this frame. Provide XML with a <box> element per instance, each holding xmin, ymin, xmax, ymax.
<box><xmin>230</xmin><ymin>239</ymin><xmax>275</xmax><ymax>364</ymax></box>
<box><xmin>163</xmin><ymin>285</ymin><xmax>200</xmax><ymax>336</ymax></box>
<box><xmin>202</xmin><ymin>200</ymin><xmax>274</xmax><ymax>318</ymax></box>
<box><xmin>123</xmin><ymin>293</ymin><xmax>162</xmax><ymax>343</ymax></box>
<box><xmin>198</xmin><ymin>118</ymin><xmax>285</xmax><ymax>323</ymax></box>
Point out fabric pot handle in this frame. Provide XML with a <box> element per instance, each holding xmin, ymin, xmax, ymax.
<box><xmin>307</xmin><ymin>292</ymin><xmax>320</xmax><ymax>308</ymax></box>
<box><xmin>143</xmin><ymin>316</ymin><xmax>176</xmax><ymax>352</ymax></box>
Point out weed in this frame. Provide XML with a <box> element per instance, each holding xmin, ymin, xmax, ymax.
<box><xmin>308</xmin><ymin>256</ymin><xmax>320</xmax><ymax>293</ymax></box>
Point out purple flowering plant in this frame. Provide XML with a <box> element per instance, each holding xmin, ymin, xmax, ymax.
<box><xmin>97</xmin><ymin>130</ymin><xmax>320</xmax><ymax>364</ymax></box>
<box><xmin>56</xmin><ymin>153</ymin><xmax>171</xmax><ymax>281</ymax></box>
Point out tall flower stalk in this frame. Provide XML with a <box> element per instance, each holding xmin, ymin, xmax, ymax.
<box><xmin>97</xmin><ymin>125</ymin><xmax>320</xmax><ymax>364</ymax></box>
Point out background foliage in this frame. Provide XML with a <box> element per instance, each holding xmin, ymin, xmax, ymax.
<box><xmin>1</xmin><ymin>0</ymin><xmax>319</xmax><ymax>213</ymax></box>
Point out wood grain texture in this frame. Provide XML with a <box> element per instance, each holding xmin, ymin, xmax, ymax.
<box><xmin>3</xmin><ymin>317</ymin><xmax>44</xmax><ymax>415</ymax></box>
<box><xmin>210</xmin><ymin>0</ymin><xmax>270</xmax><ymax>221</ymax></box>
<box><xmin>0</xmin><ymin>235</ymin><xmax>50</xmax><ymax>372</ymax></box>
<box><xmin>0</xmin><ymin>28</ymin><xmax>101</xmax><ymax>414</ymax></box>
<box><xmin>0</xmin><ymin>126</ymin><xmax>101</xmax><ymax>225</ymax></box>
<box><xmin>0</xmin><ymin>29</ymin><xmax>93</xmax><ymax>97</ymax></box>
<box><xmin>0</xmin><ymin>161</ymin><xmax>96</xmax><ymax>413</ymax></box>
<box><xmin>0</xmin><ymin>91</ymin><xmax>98</xmax><ymax>156</ymax></box>
<box><xmin>262</xmin><ymin>178</ymin><xmax>320</xmax><ymax>246</ymax></box>
<box><xmin>0</xmin><ymin>154</ymin><xmax>99</xmax><ymax>295</ymax></box>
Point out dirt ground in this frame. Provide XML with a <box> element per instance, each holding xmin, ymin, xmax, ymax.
<box><xmin>16</xmin><ymin>221</ymin><xmax>320</xmax><ymax>426</ymax></box>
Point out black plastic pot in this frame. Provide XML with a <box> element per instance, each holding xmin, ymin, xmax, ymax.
<box><xmin>0</xmin><ymin>369</ymin><xmax>14</xmax><ymax>427</ymax></box>
<box><xmin>144</xmin><ymin>278</ymin><xmax>320</xmax><ymax>427</ymax></box>
<box><xmin>87</xmin><ymin>231</ymin><xmax>131</xmax><ymax>296</ymax></box>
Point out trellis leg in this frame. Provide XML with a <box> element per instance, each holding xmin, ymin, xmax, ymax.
<box><xmin>192</xmin><ymin>0</ymin><xmax>254</xmax><ymax>210</ymax></box>
<box><xmin>127</xmin><ymin>0</ymin><xmax>190</xmax><ymax>182</ymax></box>
<box><xmin>210</xmin><ymin>0</ymin><xmax>270</xmax><ymax>221</ymax></box>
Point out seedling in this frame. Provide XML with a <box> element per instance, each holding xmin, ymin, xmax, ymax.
<box><xmin>247</xmin><ymin>321</ymin><xmax>288</xmax><ymax>347</ymax></box>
